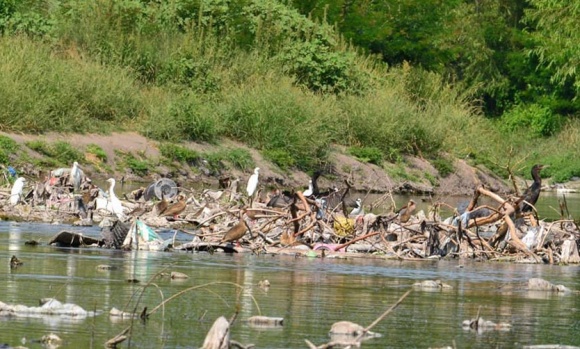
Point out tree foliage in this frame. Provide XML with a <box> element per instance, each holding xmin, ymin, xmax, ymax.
<box><xmin>525</xmin><ymin>0</ymin><xmax>580</xmax><ymax>94</ymax></box>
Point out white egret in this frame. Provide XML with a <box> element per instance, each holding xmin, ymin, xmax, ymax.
<box><xmin>70</xmin><ymin>161</ymin><xmax>83</xmax><ymax>191</ymax></box>
<box><xmin>9</xmin><ymin>177</ymin><xmax>26</xmax><ymax>206</ymax></box>
<box><xmin>246</xmin><ymin>167</ymin><xmax>260</xmax><ymax>198</ymax></box>
<box><xmin>349</xmin><ymin>198</ymin><xmax>363</xmax><ymax>216</ymax></box>
<box><xmin>106</xmin><ymin>178</ymin><xmax>126</xmax><ymax>220</ymax></box>
<box><xmin>303</xmin><ymin>179</ymin><xmax>313</xmax><ymax>197</ymax></box>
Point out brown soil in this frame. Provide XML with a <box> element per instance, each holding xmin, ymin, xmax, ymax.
<box><xmin>1</xmin><ymin>131</ymin><xmax>512</xmax><ymax>196</ymax></box>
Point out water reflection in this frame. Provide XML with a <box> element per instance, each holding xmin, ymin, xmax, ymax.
<box><xmin>0</xmin><ymin>223</ymin><xmax>579</xmax><ymax>348</ymax></box>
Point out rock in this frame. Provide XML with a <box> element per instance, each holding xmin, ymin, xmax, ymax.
<box><xmin>527</xmin><ymin>278</ymin><xmax>571</xmax><ymax>293</ymax></box>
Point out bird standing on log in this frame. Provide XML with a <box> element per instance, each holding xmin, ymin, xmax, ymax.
<box><xmin>9</xmin><ymin>177</ymin><xmax>26</xmax><ymax>206</ymax></box>
<box><xmin>397</xmin><ymin>200</ymin><xmax>416</xmax><ymax>223</ymax></box>
<box><xmin>221</xmin><ymin>210</ymin><xmax>248</xmax><ymax>246</ymax></box>
<box><xmin>106</xmin><ymin>178</ymin><xmax>126</xmax><ymax>220</ymax></box>
<box><xmin>246</xmin><ymin>167</ymin><xmax>260</xmax><ymax>203</ymax></box>
<box><xmin>520</xmin><ymin>164</ymin><xmax>546</xmax><ymax>213</ymax></box>
<box><xmin>162</xmin><ymin>194</ymin><xmax>187</xmax><ymax>219</ymax></box>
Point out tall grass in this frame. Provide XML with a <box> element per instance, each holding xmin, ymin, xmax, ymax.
<box><xmin>0</xmin><ymin>0</ymin><xmax>578</xmax><ymax>179</ymax></box>
<box><xmin>0</xmin><ymin>36</ymin><xmax>141</xmax><ymax>133</ymax></box>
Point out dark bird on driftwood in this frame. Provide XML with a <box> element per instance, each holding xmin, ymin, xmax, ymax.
<box><xmin>221</xmin><ymin>210</ymin><xmax>248</xmax><ymax>245</ymax></box>
<box><xmin>397</xmin><ymin>199</ymin><xmax>416</xmax><ymax>223</ymax></box>
<box><xmin>520</xmin><ymin>164</ymin><xmax>546</xmax><ymax>213</ymax></box>
<box><xmin>10</xmin><ymin>255</ymin><xmax>23</xmax><ymax>268</ymax></box>
<box><xmin>162</xmin><ymin>194</ymin><xmax>187</xmax><ymax>219</ymax></box>
<box><xmin>266</xmin><ymin>189</ymin><xmax>293</xmax><ymax>208</ymax></box>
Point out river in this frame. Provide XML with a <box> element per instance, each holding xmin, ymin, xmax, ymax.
<box><xmin>1</xmin><ymin>221</ymin><xmax>579</xmax><ymax>348</ymax></box>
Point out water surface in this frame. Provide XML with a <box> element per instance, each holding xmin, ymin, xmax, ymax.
<box><xmin>1</xmin><ymin>221</ymin><xmax>579</xmax><ymax>348</ymax></box>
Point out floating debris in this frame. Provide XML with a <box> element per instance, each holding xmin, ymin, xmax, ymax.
<box><xmin>0</xmin><ymin>298</ymin><xmax>92</xmax><ymax>318</ymax></box>
<box><xmin>527</xmin><ymin>278</ymin><xmax>572</xmax><ymax>293</ymax></box>
<box><xmin>247</xmin><ymin>316</ymin><xmax>283</xmax><ymax>328</ymax></box>
<box><xmin>329</xmin><ymin>321</ymin><xmax>381</xmax><ymax>338</ymax></box>
<box><xmin>413</xmin><ymin>280</ymin><xmax>453</xmax><ymax>290</ymax></box>
<box><xmin>109</xmin><ymin>307</ymin><xmax>139</xmax><ymax>319</ymax></box>
<box><xmin>96</xmin><ymin>264</ymin><xmax>117</xmax><ymax>271</ymax></box>
<box><xmin>170</xmin><ymin>271</ymin><xmax>189</xmax><ymax>279</ymax></box>
<box><xmin>462</xmin><ymin>316</ymin><xmax>512</xmax><ymax>332</ymax></box>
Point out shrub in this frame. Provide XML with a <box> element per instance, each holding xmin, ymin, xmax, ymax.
<box><xmin>432</xmin><ymin>157</ymin><xmax>455</xmax><ymax>178</ymax></box>
<box><xmin>126</xmin><ymin>156</ymin><xmax>149</xmax><ymax>176</ymax></box>
<box><xmin>0</xmin><ymin>135</ymin><xmax>18</xmax><ymax>165</ymax></box>
<box><xmin>347</xmin><ymin>146</ymin><xmax>383</xmax><ymax>165</ymax></box>
<box><xmin>216</xmin><ymin>148</ymin><xmax>254</xmax><ymax>171</ymax></box>
<box><xmin>501</xmin><ymin>103</ymin><xmax>562</xmax><ymax>137</ymax></box>
<box><xmin>160</xmin><ymin>144</ymin><xmax>200</xmax><ymax>164</ymax></box>
<box><xmin>263</xmin><ymin>149</ymin><xmax>295</xmax><ymax>171</ymax></box>
<box><xmin>86</xmin><ymin>144</ymin><xmax>107</xmax><ymax>162</ymax></box>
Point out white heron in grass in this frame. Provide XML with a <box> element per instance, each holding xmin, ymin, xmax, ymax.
<box><xmin>106</xmin><ymin>178</ymin><xmax>126</xmax><ymax>220</ymax></box>
<box><xmin>246</xmin><ymin>167</ymin><xmax>260</xmax><ymax>199</ymax></box>
<box><xmin>349</xmin><ymin>198</ymin><xmax>363</xmax><ymax>216</ymax></box>
<box><xmin>9</xmin><ymin>177</ymin><xmax>26</xmax><ymax>206</ymax></box>
<box><xmin>303</xmin><ymin>179</ymin><xmax>313</xmax><ymax>197</ymax></box>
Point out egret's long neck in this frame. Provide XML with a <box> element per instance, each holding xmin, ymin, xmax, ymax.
<box><xmin>109</xmin><ymin>181</ymin><xmax>115</xmax><ymax>195</ymax></box>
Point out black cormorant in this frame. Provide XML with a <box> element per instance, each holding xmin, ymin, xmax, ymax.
<box><xmin>520</xmin><ymin>164</ymin><xmax>546</xmax><ymax>213</ymax></box>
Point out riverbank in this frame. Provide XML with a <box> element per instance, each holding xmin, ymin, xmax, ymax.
<box><xmin>1</xmin><ymin>131</ymin><xmax>514</xmax><ymax>197</ymax></box>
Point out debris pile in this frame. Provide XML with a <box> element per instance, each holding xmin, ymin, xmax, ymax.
<box><xmin>0</xmin><ymin>166</ymin><xmax>579</xmax><ymax>264</ymax></box>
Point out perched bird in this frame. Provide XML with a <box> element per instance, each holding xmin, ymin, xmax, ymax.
<box><xmin>221</xmin><ymin>210</ymin><xmax>248</xmax><ymax>245</ymax></box>
<box><xmin>349</xmin><ymin>198</ymin><xmax>363</xmax><ymax>216</ymax></box>
<box><xmin>520</xmin><ymin>164</ymin><xmax>546</xmax><ymax>213</ymax></box>
<box><xmin>9</xmin><ymin>177</ymin><xmax>26</xmax><ymax>206</ymax></box>
<box><xmin>266</xmin><ymin>189</ymin><xmax>293</xmax><ymax>208</ymax></box>
<box><xmin>311</xmin><ymin>170</ymin><xmax>322</xmax><ymax>197</ymax></box>
<box><xmin>10</xmin><ymin>255</ymin><xmax>23</xmax><ymax>268</ymax></box>
<box><xmin>246</xmin><ymin>167</ymin><xmax>260</xmax><ymax>198</ymax></box>
<box><xmin>106</xmin><ymin>178</ymin><xmax>126</xmax><ymax>220</ymax></box>
<box><xmin>70</xmin><ymin>161</ymin><xmax>83</xmax><ymax>191</ymax></box>
<box><xmin>155</xmin><ymin>192</ymin><xmax>168</xmax><ymax>216</ymax></box>
<box><xmin>397</xmin><ymin>199</ymin><xmax>416</xmax><ymax>223</ymax></box>
<box><xmin>303</xmin><ymin>180</ymin><xmax>313</xmax><ymax>197</ymax></box>
<box><xmin>162</xmin><ymin>194</ymin><xmax>187</xmax><ymax>219</ymax></box>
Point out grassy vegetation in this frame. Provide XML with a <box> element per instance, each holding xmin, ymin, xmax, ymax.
<box><xmin>86</xmin><ymin>144</ymin><xmax>107</xmax><ymax>162</ymax></box>
<box><xmin>25</xmin><ymin>140</ymin><xmax>83</xmax><ymax>166</ymax></box>
<box><xmin>0</xmin><ymin>135</ymin><xmax>19</xmax><ymax>165</ymax></box>
<box><xmin>0</xmin><ymin>0</ymin><xmax>578</xmax><ymax>183</ymax></box>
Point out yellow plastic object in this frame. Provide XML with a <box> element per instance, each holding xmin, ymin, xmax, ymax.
<box><xmin>333</xmin><ymin>216</ymin><xmax>355</xmax><ymax>237</ymax></box>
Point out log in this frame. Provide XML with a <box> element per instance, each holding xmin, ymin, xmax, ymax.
<box><xmin>201</xmin><ymin>316</ymin><xmax>230</xmax><ymax>349</ymax></box>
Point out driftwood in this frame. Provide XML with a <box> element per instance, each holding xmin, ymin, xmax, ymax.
<box><xmin>2</xmin><ymin>171</ymin><xmax>579</xmax><ymax>264</ymax></box>
<box><xmin>202</xmin><ymin>316</ymin><xmax>230</xmax><ymax>349</ymax></box>
<box><xmin>48</xmin><ymin>231</ymin><xmax>103</xmax><ymax>247</ymax></box>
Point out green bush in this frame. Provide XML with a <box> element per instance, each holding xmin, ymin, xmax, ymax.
<box><xmin>53</xmin><ymin>141</ymin><xmax>83</xmax><ymax>164</ymax></box>
<box><xmin>263</xmin><ymin>148</ymin><xmax>295</xmax><ymax>171</ymax></box>
<box><xmin>431</xmin><ymin>157</ymin><xmax>455</xmax><ymax>178</ymax></box>
<box><xmin>0</xmin><ymin>135</ymin><xmax>18</xmax><ymax>164</ymax></box>
<box><xmin>25</xmin><ymin>140</ymin><xmax>50</xmax><ymax>155</ymax></box>
<box><xmin>216</xmin><ymin>148</ymin><xmax>254</xmax><ymax>171</ymax></box>
<box><xmin>86</xmin><ymin>144</ymin><xmax>107</xmax><ymax>162</ymax></box>
<box><xmin>160</xmin><ymin>143</ymin><xmax>200</xmax><ymax>164</ymax></box>
<box><xmin>25</xmin><ymin>140</ymin><xmax>83</xmax><ymax>165</ymax></box>
<box><xmin>125</xmin><ymin>156</ymin><xmax>149</xmax><ymax>176</ymax></box>
<box><xmin>501</xmin><ymin>103</ymin><xmax>562</xmax><ymax>137</ymax></box>
<box><xmin>143</xmin><ymin>93</ymin><xmax>221</xmax><ymax>142</ymax></box>
<box><xmin>347</xmin><ymin>146</ymin><xmax>383</xmax><ymax>165</ymax></box>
